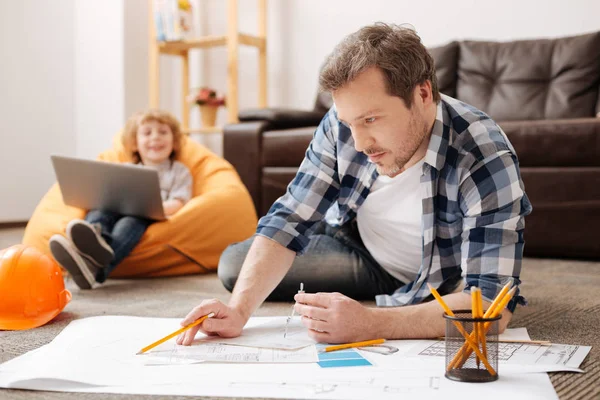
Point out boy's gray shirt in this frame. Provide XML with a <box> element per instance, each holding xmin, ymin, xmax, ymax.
<box><xmin>138</xmin><ymin>160</ymin><xmax>193</xmax><ymax>203</ymax></box>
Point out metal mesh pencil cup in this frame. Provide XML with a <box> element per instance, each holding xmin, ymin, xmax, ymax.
<box><xmin>443</xmin><ymin>310</ymin><xmax>501</xmax><ymax>382</ymax></box>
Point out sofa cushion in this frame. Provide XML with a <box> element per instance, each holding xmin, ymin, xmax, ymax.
<box><xmin>457</xmin><ymin>31</ymin><xmax>600</xmax><ymax>121</ymax></box>
<box><xmin>429</xmin><ymin>41</ymin><xmax>459</xmax><ymax>98</ymax></box>
<box><xmin>499</xmin><ymin>118</ymin><xmax>600</xmax><ymax>167</ymax></box>
<box><xmin>262</xmin><ymin>128</ymin><xmax>314</xmax><ymax>167</ymax></box>
<box><xmin>520</xmin><ymin>167</ymin><xmax>600</xmax><ymax>258</ymax></box>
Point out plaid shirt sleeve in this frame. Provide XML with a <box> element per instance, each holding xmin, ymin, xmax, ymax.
<box><xmin>255</xmin><ymin>110</ymin><xmax>341</xmax><ymax>254</ymax></box>
<box><xmin>458</xmin><ymin>124</ymin><xmax>531</xmax><ymax>312</ymax></box>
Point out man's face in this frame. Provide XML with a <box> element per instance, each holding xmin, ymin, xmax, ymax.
<box><xmin>333</xmin><ymin>67</ymin><xmax>431</xmax><ymax>177</ymax></box>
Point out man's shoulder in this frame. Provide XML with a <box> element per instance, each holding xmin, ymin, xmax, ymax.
<box><xmin>441</xmin><ymin>95</ymin><xmax>514</xmax><ymax>164</ymax></box>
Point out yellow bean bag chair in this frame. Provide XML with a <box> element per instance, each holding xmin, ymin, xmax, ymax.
<box><xmin>23</xmin><ymin>135</ymin><xmax>257</xmax><ymax>277</ymax></box>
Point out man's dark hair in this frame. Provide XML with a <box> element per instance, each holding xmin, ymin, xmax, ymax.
<box><xmin>319</xmin><ymin>23</ymin><xmax>440</xmax><ymax>107</ymax></box>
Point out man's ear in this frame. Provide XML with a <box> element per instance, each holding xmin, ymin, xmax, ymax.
<box><xmin>415</xmin><ymin>81</ymin><xmax>433</xmax><ymax>106</ymax></box>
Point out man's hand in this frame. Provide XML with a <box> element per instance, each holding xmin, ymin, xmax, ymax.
<box><xmin>176</xmin><ymin>299</ymin><xmax>247</xmax><ymax>346</ymax></box>
<box><xmin>294</xmin><ymin>292</ymin><xmax>379</xmax><ymax>343</ymax></box>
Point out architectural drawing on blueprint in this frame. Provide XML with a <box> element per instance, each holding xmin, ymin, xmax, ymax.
<box><xmin>228</xmin><ymin>374</ymin><xmax>441</xmax><ymax>396</ymax></box>
<box><xmin>199</xmin><ymin>317</ymin><xmax>315</xmax><ymax>350</ymax></box>
<box><xmin>413</xmin><ymin>340</ymin><xmax>590</xmax><ymax>368</ymax></box>
<box><xmin>145</xmin><ymin>341</ymin><xmax>318</xmax><ymax>364</ymax></box>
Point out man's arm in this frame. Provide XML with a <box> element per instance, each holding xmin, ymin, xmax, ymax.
<box><xmin>457</xmin><ymin>146</ymin><xmax>531</xmax><ymax>313</ymax></box>
<box><xmin>177</xmin><ymin>236</ymin><xmax>296</xmax><ymax>345</ymax></box>
<box><xmin>295</xmin><ymin>291</ymin><xmax>512</xmax><ymax>343</ymax></box>
<box><xmin>228</xmin><ymin>236</ymin><xmax>296</xmax><ymax>321</ymax></box>
<box><xmin>178</xmin><ymin>110</ymin><xmax>341</xmax><ymax>344</ymax></box>
<box><xmin>373</xmin><ymin>292</ymin><xmax>513</xmax><ymax>339</ymax></box>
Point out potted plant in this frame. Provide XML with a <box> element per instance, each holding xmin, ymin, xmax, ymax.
<box><xmin>189</xmin><ymin>87</ymin><xmax>226</xmax><ymax>127</ymax></box>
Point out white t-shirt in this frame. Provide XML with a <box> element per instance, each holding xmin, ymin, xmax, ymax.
<box><xmin>356</xmin><ymin>158</ymin><xmax>425</xmax><ymax>284</ymax></box>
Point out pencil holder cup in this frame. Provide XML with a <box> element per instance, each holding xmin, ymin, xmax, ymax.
<box><xmin>443</xmin><ymin>310</ymin><xmax>501</xmax><ymax>382</ymax></box>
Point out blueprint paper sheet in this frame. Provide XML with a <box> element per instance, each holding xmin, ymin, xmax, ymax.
<box><xmin>0</xmin><ymin>316</ymin><xmax>560</xmax><ymax>400</ymax></box>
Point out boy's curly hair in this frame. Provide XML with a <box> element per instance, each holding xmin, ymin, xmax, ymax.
<box><xmin>121</xmin><ymin>109</ymin><xmax>184</xmax><ymax>163</ymax></box>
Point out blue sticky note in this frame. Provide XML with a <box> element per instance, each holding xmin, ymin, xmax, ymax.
<box><xmin>317</xmin><ymin>348</ymin><xmax>372</xmax><ymax>368</ymax></box>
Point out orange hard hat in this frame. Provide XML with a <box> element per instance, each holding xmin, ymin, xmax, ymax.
<box><xmin>0</xmin><ymin>244</ymin><xmax>71</xmax><ymax>330</ymax></box>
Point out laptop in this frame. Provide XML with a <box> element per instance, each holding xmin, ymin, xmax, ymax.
<box><xmin>50</xmin><ymin>155</ymin><xmax>166</xmax><ymax>221</ymax></box>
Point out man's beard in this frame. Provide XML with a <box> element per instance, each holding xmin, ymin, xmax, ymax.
<box><xmin>377</xmin><ymin>113</ymin><xmax>429</xmax><ymax>177</ymax></box>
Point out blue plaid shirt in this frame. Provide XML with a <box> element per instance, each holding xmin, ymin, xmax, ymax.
<box><xmin>257</xmin><ymin>95</ymin><xmax>532</xmax><ymax>312</ymax></box>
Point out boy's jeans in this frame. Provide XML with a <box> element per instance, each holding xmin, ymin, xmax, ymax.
<box><xmin>84</xmin><ymin>209</ymin><xmax>152</xmax><ymax>283</ymax></box>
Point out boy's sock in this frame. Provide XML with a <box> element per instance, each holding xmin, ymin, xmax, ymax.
<box><xmin>49</xmin><ymin>235</ymin><xmax>99</xmax><ymax>290</ymax></box>
<box><xmin>67</xmin><ymin>219</ymin><xmax>114</xmax><ymax>267</ymax></box>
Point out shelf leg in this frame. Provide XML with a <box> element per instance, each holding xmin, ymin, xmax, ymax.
<box><xmin>227</xmin><ymin>0</ymin><xmax>239</xmax><ymax>123</ymax></box>
<box><xmin>148</xmin><ymin>0</ymin><xmax>159</xmax><ymax>108</ymax></box>
<box><xmin>181</xmin><ymin>50</ymin><xmax>190</xmax><ymax>132</ymax></box>
<box><xmin>258</xmin><ymin>0</ymin><xmax>267</xmax><ymax>108</ymax></box>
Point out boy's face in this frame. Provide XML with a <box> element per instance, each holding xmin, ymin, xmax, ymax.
<box><xmin>135</xmin><ymin>120</ymin><xmax>174</xmax><ymax>165</ymax></box>
<box><xmin>333</xmin><ymin>67</ymin><xmax>432</xmax><ymax>177</ymax></box>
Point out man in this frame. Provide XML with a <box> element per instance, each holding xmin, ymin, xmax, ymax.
<box><xmin>177</xmin><ymin>23</ymin><xmax>532</xmax><ymax>345</ymax></box>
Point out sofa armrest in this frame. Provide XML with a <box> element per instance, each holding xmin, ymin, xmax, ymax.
<box><xmin>223</xmin><ymin>121</ymin><xmax>272</xmax><ymax>211</ymax></box>
<box><xmin>238</xmin><ymin>108</ymin><xmax>325</xmax><ymax>129</ymax></box>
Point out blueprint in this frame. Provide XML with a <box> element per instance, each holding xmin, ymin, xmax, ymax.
<box><xmin>199</xmin><ymin>316</ymin><xmax>316</xmax><ymax>350</ymax></box>
<box><xmin>407</xmin><ymin>340</ymin><xmax>590</xmax><ymax>372</ymax></box>
<box><xmin>0</xmin><ymin>316</ymin><xmax>562</xmax><ymax>399</ymax></box>
<box><xmin>145</xmin><ymin>341</ymin><xmax>317</xmax><ymax>364</ymax></box>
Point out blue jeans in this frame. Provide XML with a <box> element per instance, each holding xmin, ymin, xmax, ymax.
<box><xmin>218</xmin><ymin>220</ymin><xmax>404</xmax><ymax>301</ymax></box>
<box><xmin>85</xmin><ymin>209</ymin><xmax>152</xmax><ymax>283</ymax></box>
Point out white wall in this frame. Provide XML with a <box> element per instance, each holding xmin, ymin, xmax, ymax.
<box><xmin>0</xmin><ymin>0</ymin><xmax>149</xmax><ymax>223</ymax></box>
<box><xmin>268</xmin><ymin>0</ymin><xmax>600</xmax><ymax>109</ymax></box>
<box><xmin>124</xmin><ymin>0</ymin><xmax>151</xmax><ymax>120</ymax></box>
<box><xmin>1</xmin><ymin>0</ymin><xmax>599</xmax><ymax>222</ymax></box>
<box><xmin>74</xmin><ymin>1</ymin><xmax>126</xmax><ymax>159</ymax></box>
<box><xmin>0</xmin><ymin>0</ymin><xmax>76</xmax><ymax>222</ymax></box>
<box><xmin>163</xmin><ymin>0</ymin><xmax>600</xmax><ymax>117</ymax></box>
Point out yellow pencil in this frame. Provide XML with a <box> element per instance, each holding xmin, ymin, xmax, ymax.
<box><xmin>435</xmin><ymin>338</ymin><xmax>552</xmax><ymax>346</ymax></box>
<box><xmin>483</xmin><ymin>281</ymin><xmax>512</xmax><ymax>318</ymax></box>
<box><xmin>452</xmin><ymin>286</ymin><xmax>517</xmax><ymax>369</ymax></box>
<box><xmin>136</xmin><ymin>312</ymin><xmax>215</xmax><ymax>355</ymax></box>
<box><xmin>476</xmin><ymin>287</ymin><xmax>487</xmax><ymax>367</ymax></box>
<box><xmin>448</xmin><ymin>282</ymin><xmax>513</xmax><ymax>368</ymax></box>
<box><xmin>427</xmin><ymin>284</ymin><xmax>496</xmax><ymax>375</ymax></box>
<box><xmin>471</xmin><ymin>287</ymin><xmax>481</xmax><ymax>367</ymax></box>
<box><xmin>320</xmin><ymin>338</ymin><xmax>386</xmax><ymax>353</ymax></box>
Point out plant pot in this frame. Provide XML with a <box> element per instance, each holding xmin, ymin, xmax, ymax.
<box><xmin>199</xmin><ymin>105</ymin><xmax>219</xmax><ymax>127</ymax></box>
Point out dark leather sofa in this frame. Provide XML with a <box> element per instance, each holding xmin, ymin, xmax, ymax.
<box><xmin>223</xmin><ymin>31</ymin><xmax>600</xmax><ymax>259</ymax></box>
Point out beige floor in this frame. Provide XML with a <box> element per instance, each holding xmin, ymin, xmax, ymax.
<box><xmin>1</xmin><ymin>226</ymin><xmax>598</xmax><ymax>399</ymax></box>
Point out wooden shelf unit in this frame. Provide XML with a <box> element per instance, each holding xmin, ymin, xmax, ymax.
<box><xmin>187</xmin><ymin>126</ymin><xmax>223</xmax><ymax>134</ymax></box>
<box><xmin>148</xmin><ymin>0</ymin><xmax>267</xmax><ymax>133</ymax></box>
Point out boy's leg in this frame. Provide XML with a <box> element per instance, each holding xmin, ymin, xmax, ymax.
<box><xmin>84</xmin><ymin>209</ymin><xmax>120</xmax><ymax>231</ymax></box>
<box><xmin>218</xmin><ymin>221</ymin><xmax>403</xmax><ymax>301</ymax></box>
<box><xmin>67</xmin><ymin>209</ymin><xmax>118</xmax><ymax>266</ymax></box>
<box><xmin>95</xmin><ymin>216</ymin><xmax>152</xmax><ymax>283</ymax></box>
<box><xmin>49</xmin><ymin>235</ymin><xmax>100</xmax><ymax>290</ymax></box>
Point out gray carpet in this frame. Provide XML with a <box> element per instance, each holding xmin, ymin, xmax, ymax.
<box><xmin>1</xmin><ymin>258</ymin><xmax>598</xmax><ymax>400</ymax></box>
